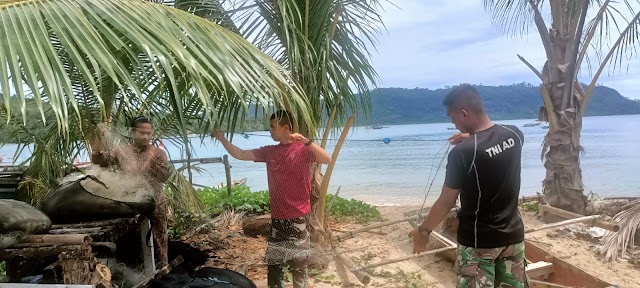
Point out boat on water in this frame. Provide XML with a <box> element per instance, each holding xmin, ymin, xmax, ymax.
<box><xmin>371</xmin><ymin>125</ymin><xmax>384</xmax><ymax>129</ymax></box>
<box><xmin>523</xmin><ymin>122</ymin><xmax>542</xmax><ymax>127</ymax></box>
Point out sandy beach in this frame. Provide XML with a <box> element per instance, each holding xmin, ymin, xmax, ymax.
<box><xmin>194</xmin><ymin>204</ymin><xmax>640</xmax><ymax>288</ymax></box>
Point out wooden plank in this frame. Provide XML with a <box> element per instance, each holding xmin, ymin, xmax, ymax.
<box><xmin>526</xmin><ymin>261</ymin><xmax>554</xmax><ymax>279</ymax></box>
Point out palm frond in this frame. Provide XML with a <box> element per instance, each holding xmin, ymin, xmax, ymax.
<box><xmin>228</xmin><ymin>0</ymin><xmax>382</xmax><ymax>137</ymax></box>
<box><xmin>0</xmin><ymin>0</ymin><xmax>312</xmax><ymax>134</ymax></box>
<box><xmin>599</xmin><ymin>199</ymin><xmax>640</xmax><ymax>262</ymax></box>
<box><xmin>582</xmin><ymin>7</ymin><xmax>640</xmax><ymax>115</ymax></box>
<box><xmin>482</xmin><ymin>0</ymin><xmax>536</xmax><ymax>37</ymax></box>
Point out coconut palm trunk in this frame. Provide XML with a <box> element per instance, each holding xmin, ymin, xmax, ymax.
<box><xmin>484</xmin><ymin>0</ymin><xmax>640</xmax><ymax>213</ymax></box>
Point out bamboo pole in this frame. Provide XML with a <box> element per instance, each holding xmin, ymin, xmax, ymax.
<box><xmin>539</xmin><ymin>204</ymin><xmax>619</xmax><ymax>232</ymax></box>
<box><xmin>524</xmin><ymin>215</ymin><xmax>602</xmax><ymax>234</ymax></box>
<box><xmin>323</xmin><ymin>187</ymin><xmax>340</xmax><ymax>231</ymax></box>
<box><xmin>319</xmin><ymin>113</ymin><xmax>356</xmax><ymax>226</ymax></box>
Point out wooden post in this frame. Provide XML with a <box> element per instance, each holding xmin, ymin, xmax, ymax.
<box><xmin>139</xmin><ymin>218</ymin><xmax>155</xmax><ymax>275</ymax></box>
<box><xmin>223</xmin><ymin>154</ymin><xmax>232</xmax><ymax>196</ymax></box>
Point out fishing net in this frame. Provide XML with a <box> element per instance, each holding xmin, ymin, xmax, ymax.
<box><xmin>42</xmin><ymin>123</ymin><xmax>161</xmax><ymax>224</ymax></box>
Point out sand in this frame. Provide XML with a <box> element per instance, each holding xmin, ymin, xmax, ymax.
<box><xmin>196</xmin><ymin>205</ymin><xmax>640</xmax><ymax>288</ymax></box>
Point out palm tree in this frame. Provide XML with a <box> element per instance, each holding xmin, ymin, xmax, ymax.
<box><xmin>483</xmin><ymin>0</ymin><xmax>640</xmax><ymax>214</ymax></box>
<box><xmin>223</xmin><ymin>0</ymin><xmax>385</xmax><ymax>240</ymax></box>
<box><xmin>0</xmin><ymin>0</ymin><xmax>314</xmax><ymax>207</ymax></box>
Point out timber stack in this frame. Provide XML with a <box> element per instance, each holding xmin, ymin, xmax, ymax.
<box><xmin>0</xmin><ymin>216</ymin><xmax>140</xmax><ymax>286</ymax></box>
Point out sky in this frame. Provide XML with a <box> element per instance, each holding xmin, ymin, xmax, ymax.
<box><xmin>369</xmin><ymin>0</ymin><xmax>640</xmax><ymax>99</ymax></box>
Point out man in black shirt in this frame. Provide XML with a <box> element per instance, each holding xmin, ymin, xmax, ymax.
<box><xmin>409</xmin><ymin>84</ymin><xmax>528</xmax><ymax>287</ymax></box>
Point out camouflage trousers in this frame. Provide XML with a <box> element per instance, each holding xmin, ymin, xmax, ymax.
<box><xmin>455</xmin><ymin>241</ymin><xmax>529</xmax><ymax>288</ymax></box>
<box><xmin>266</xmin><ymin>216</ymin><xmax>310</xmax><ymax>288</ymax></box>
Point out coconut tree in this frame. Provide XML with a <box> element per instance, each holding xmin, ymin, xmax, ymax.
<box><xmin>483</xmin><ymin>0</ymin><xmax>640</xmax><ymax>214</ymax></box>
<box><xmin>222</xmin><ymin>0</ymin><xmax>385</xmax><ymax>240</ymax></box>
<box><xmin>0</xmin><ymin>0</ymin><xmax>313</xmax><ymax>207</ymax></box>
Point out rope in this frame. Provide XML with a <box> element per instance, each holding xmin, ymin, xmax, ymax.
<box><xmin>236</xmin><ymin>132</ymin><xmax>451</xmax><ymax>142</ymax></box>
<box><xmin>415</xmin><ymin>142</ymin><xmax>452</xmax><ymax>225</ymax></box>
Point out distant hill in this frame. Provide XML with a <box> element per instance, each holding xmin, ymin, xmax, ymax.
<box><xmin>359</xmin><ymin>83</ymin><xmax>640</xmax><ymax>126</ymax></box>
<box><xmin>2</xmin><ymin>82</ymin><xmax>639</xmax><ymax>143</ymax></box>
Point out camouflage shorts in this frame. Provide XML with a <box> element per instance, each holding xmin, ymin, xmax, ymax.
<box><xmin>454</xmin><ymin>241</ymin><xmax>529</xmax><ymax>288</ymax></box>
<box><xmin>265</xmin><ymin>216</ymin><xmax>311</xmax><ymax>265</ymax></box>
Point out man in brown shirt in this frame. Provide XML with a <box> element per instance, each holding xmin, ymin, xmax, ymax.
<box><xmin>91</xmin><ymin>116</ymin><xmax>171</xmax><ymax>267</ymax></box>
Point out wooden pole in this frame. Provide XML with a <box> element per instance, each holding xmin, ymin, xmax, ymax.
<box><xmin>334</xmin><ymin>252</ymin><xmax>371</xmax><ymax>285</ymax></box>
<box><xmin>539</xmin><ymin>204</ymin><xmax>619</xmax><ymax>231</ymax></box>
<box><xmin>223</xmin><ymin>154</ymin><xmax>232</xmax><ymax>196</ymax></box>
<box><xmin>352</xmin><ymin>246</ymin><xmax>457</xmax><ymax>271</ymax></box>
<box><xmin>333</xmin><ymin>217</ymin><xmax>414</xmax><ymax>242</ymax></box>
<box><xmin>50</xmin><ymin>218</ymin><xmax>135</xmax><ymax>229</ymax></box>
<box><xmin>524</xmin><ymin>215</ymin><xmax>602</xmax><ymax>234</ymax></box>
<box><xmin>20</xmin><ymin>234</ymin><xmax>92</xmax><ymax>245</ymax></box>
<box><xmin>351</xmin><ymin>216</ymin><xmax>604</xmax><ymax>271</ymax></box>
<box><xmin>334</xmin><ymin>209</ymin><xmax>458</xmax><ymax>242</ymax></box>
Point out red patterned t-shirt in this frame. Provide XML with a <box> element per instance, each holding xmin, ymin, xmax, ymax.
<box><xmin>252</xmin><ymin>143</ymin><xmax>315</xmax><ymax>219</ymax></box>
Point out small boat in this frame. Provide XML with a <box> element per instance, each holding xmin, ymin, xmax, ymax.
<box><xmin>403</xmin><ymin>209</ymin><xmax>615</xmax><ymax>288</ymax></box>
<box><xmin>523</xmin><ymin>122</ymin><xmax>541</xmax><ymax>127</ymax></box>
<box><xmin>371</xmin><ymin>125</ymin><xmax>384</xmax><ymax>129</ymax></box>
<box><xmin>447</xmin><ymin>127</ymin><xmax>457</xmax><ymax>130</ymax></box>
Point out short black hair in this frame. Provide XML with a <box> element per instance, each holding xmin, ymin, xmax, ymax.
<box><xmin>442</xmin><ymin>84</ymin><xmax>485</xmax><ymax>113</ymax></box>
<box><xmin>130</xmin><ymin>115</ymin><xmax>152</xmax><ymax>128</ymax></box>
<box><xmin>270</xmin><ymin>110</ymin><xmax>294</xmax><ymax>130</ymax></box>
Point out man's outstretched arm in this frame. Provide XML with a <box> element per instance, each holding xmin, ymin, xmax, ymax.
<box><xmin>210</xmin><ymin>129</ymin><xmax>255</xmax><ymax>161</ymax></box>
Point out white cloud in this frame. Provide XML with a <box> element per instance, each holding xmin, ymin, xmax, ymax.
<box><xmin>371</xmin><ymin>0</ymin><xmax>640</xmax><ymax>100</ymax></box>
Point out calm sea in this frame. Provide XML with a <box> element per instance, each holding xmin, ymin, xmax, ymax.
<box><xmin>2</xmin><ymin>115</ymin><xmax>638</xmax><ymax>206</ymax></box>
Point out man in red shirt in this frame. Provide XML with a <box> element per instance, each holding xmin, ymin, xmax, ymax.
<box><xmin>211</xmin><ymin>110</ymin><xmax>331</xmax><ymax>288</ymax></box>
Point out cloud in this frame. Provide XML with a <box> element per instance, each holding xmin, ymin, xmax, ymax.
<box><xmin>371</xmin><ymin>0</ymin><xmax>640</xmax><ymax>100</ymax></box>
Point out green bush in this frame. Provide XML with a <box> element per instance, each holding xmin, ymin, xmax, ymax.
<box><xmin>326</xmin><ymin>194</ymin><xmax>382</xmax><ymax>223</ymax></box>
<box><xmin>199</xmin><ymin>185</ymin><xmax>270</xmax><ymax>215</ymax></box>
<box><xmin>168</xmin><ymin>185</ymin><xmax>382</xmax><ymax>238</ymax></box>
<box><xmin>197</xmin><ymin>185</ymin><xmax>381</xmax><ymax>223</ymax></box>
<box><xmin>0</xmin><ymin>261</ymin><xmax>5</xmax><ymax>279</ymax></box>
